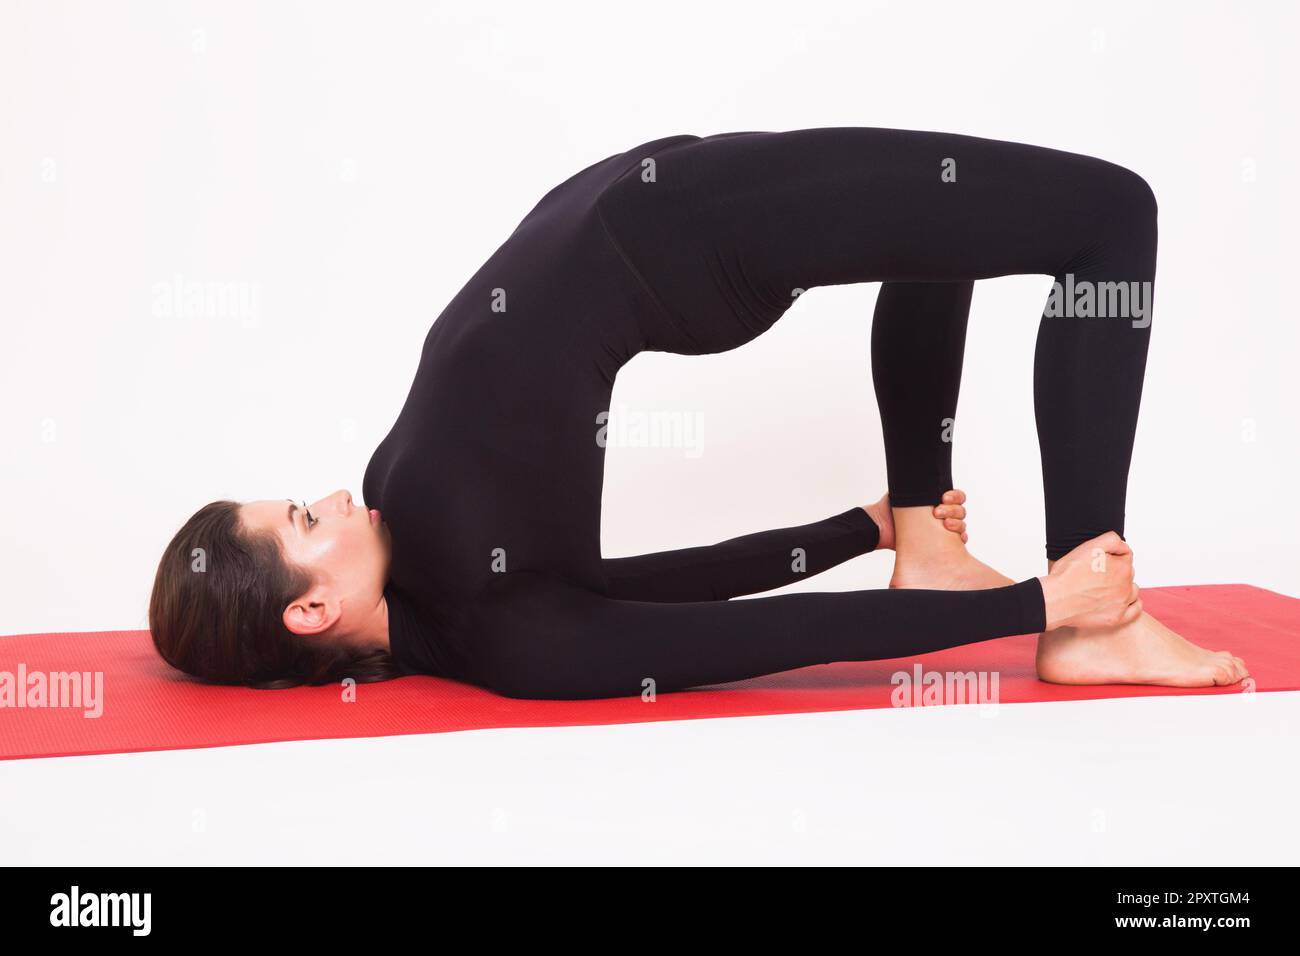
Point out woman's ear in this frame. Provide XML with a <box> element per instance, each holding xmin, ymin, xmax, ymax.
<box><xmin>282</xmin><ymin>585</ymin><xmax>342</xmax><ymax>638</ymax></box>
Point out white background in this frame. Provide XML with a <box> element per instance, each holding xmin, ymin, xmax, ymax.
<box><xmin>2</xmin><ymin>0</ymin><xmax>1297</xmax><ymax>636</ymax></box>
<box><xmin>7</xmin><ymin>693</ymin><xmax>1297</xmax><ymax>865</ymax></box>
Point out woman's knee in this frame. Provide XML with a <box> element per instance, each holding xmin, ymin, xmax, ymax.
<box><xmin>1084</xmin><ymin>159</ymin><xmax>1159</xmax><ymax>235</ymax></box>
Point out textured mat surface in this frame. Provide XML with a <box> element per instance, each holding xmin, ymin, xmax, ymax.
<box><xmin>2</xmin><ymin>584</ymin><xmax>1296</xmax><ymax>760</ymax></box>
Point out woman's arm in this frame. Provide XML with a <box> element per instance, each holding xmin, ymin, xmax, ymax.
<box><xmin>464</xmin><ymin>568</ymin><xmax>1047</xmax><ymax>700</ymax></box>
<box><xmin>600</xmin><ymin>507</ymin><xmax>879</xmax><ymax>602</ymax></box>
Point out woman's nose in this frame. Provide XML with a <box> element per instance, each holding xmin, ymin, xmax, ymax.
<box><xmin>311</xmin><ymin>490</ymin><xmax>352</xmax><ymax>515</ymax></box>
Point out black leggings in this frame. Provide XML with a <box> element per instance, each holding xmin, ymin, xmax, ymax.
<box><xmin>372</xmin><ymin>127</ymin><xmax>1158</xmax><ymax>699</ymax></box>
<box><xmin>599</xmin><ymin>127</ymin><xmax>1158</xmax><ymax>560</ymax></box>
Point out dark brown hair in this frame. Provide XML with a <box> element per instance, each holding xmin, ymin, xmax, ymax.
<box><xmin>149</xmin><ymin>500</ymin><xmax>400</xmax><ymax>688</ymax></box>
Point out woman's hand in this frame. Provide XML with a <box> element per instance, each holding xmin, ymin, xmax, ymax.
<box><xmin>1039</xmin><ymin>532</ymin><xmax>1142</xmax><ymax>630</ymax></box>
<box><xmin>862</xmin><ymin>488</ymin><xmax>969</xmax><ymax>551</ymax></box>
<box><xmin>933</xmin><ymin>488</ymin><xmax>968</xmax><ymax>544</ymax></box>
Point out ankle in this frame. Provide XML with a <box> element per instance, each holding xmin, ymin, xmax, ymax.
<box><xmin>892</xmin><ymin>504</ymin><xmax>966</xmax><ymax>558</ymax></box>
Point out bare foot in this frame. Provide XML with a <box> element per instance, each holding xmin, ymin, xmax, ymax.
<box><xmin>1037</xmin><ymin>542</ymin><xmax>1248</xmax><ymax>686</ymax></box>
<box><xmin>887</xmin><ymin>490</ymin><xmax>1014</xmax><ymax>590</ymax></box>
<box><xmin>1038</xmin><ymin>611</ymin><xmax>1249</xmax><ymax>687</ymax></box>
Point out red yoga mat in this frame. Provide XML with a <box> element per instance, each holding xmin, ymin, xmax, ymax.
<box><xmin>2</xmin><ymin>584</ymin><xmax>1297</xmax><ymax>761</ymax></box>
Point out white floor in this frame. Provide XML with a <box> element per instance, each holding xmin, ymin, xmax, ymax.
<box><xmin>2</xmin><ymin>690</ymin><xmax>1296</xmax><ymax>866</ymax></box>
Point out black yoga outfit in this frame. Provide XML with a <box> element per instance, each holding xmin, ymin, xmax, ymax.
<box><xmin>363</xmin><ymin>127</ymin><xmax>1157</xmax><ymax>700</ymax></box>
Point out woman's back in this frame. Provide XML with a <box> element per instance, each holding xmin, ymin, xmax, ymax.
<box><xmin>361</xmin><ymin>134</ymin><xmax>700</xmax><ymax>677</ymax></box>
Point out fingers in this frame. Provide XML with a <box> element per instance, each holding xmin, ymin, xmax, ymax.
<box><xmin>1117</xmin><ymin>598</ymin><xmax>1143</xmax><ymax>626</ymax></box>
<box><xmin>1116</xmin><ymin>551</ymin><xmax>1135</xmax><ymax>580</ymax></box>
<box><xmin>1093</xmin><ymin>530</ymin><xmax>1132</xmax><ymax>556</ymax></box>
<box><xmin>1113</xmin><ymin>581</ymin><xmax>1142</xmax><ymax>626</ymax></box>
<box><xmin>936</xmin><ymin>491</ymin><xmax>968</xmax><ymax>541</ymax></box>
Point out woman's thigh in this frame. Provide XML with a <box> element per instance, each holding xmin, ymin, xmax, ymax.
<box><xmin>597</xmin><ymin>126</ymin><xmax>1154</xmax><ymax>353</ymax></box>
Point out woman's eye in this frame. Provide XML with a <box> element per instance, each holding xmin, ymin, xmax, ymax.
<box><xmin>306</xmin><ymin>509</ymin><xmax>317</xmax><ymax>528</ymax></box>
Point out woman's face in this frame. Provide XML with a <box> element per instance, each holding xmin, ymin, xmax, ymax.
<box><xmin>239</xmin><ymin>489</ymin><xmax>391</xmax><ymax>639</ymax></box>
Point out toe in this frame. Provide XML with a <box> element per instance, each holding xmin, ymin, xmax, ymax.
<box><xmin>1215</xmin><ymin>652</ymin><xmax>1243</xmax><ymax>682</ymax></box>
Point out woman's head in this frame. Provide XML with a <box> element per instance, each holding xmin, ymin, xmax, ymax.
<box><xmin>149</xmin><ymin>489</ymin><xmax>398</xmax><ymax>688</ymax></box>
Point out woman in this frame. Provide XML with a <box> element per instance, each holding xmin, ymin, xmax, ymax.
<box><xmin>150</xmin><ymin>128</ymin><xmax>1247</xmax><ymax>698</ymax></box>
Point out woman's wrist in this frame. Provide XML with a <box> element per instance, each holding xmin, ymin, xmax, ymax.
<box><xmin>861</xmin><ymin>500</ymin><xmax>894</xmax><ymax>550</ymax></box>
<box><xmin>1038</xmin><ymin>573</ymin><xmax>1071</xmax><ymax>630</ymax></box>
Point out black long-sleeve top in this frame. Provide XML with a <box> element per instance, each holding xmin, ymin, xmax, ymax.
<box><xmin>363</xmin><ymin>132</ymin><xmax>1046</xmax><ymax>700</ymax></box>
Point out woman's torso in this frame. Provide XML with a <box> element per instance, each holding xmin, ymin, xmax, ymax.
<box><xmin>362</xmin><ymin>133</ymin><xmax>709</xmax><ymax>677</ymax></box>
